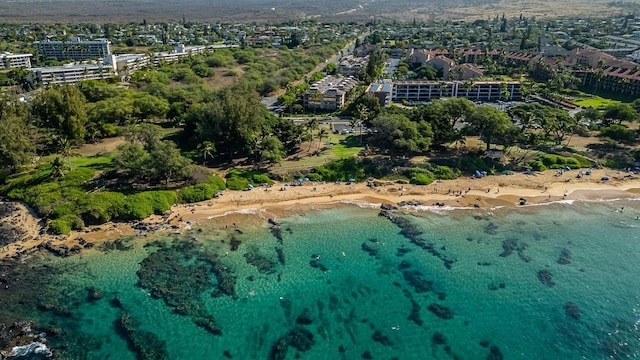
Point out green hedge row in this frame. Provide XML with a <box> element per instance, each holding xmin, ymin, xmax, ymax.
<box><xmin>178</xmin><ymin>176</ymin><xmax>226</xmax><ymax>203</ymax></box>
<box><xmin>225</xmin><ymin>170</ymin><xmax>272</xmax><ymax>190</ymax></box>
<box><xmin>528</xmin><ymin>154</ymin><xmax>591</xmax><ymax>172</ymax></box>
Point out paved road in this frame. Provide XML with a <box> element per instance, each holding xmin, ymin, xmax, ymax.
<box><xmin>262</xmin><ymin>31</ymin><xmax>369</xmax><ymax>110</ymax></box>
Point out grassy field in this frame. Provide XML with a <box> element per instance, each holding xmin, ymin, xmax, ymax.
<box><xmin>573</xmin><ymin>96</ymin><xmax>621</xmax><ymax>109</ymax></box>
<box><xmin>271</xmin><ymin>133</ymin><xmax>364</xmax><ymax>174</ymax></box>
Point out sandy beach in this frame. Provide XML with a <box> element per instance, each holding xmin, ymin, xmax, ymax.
<box><xmin>2</xmin><ymin>167</ymin><xmax>639</xmax><ymax>260</ymax></box>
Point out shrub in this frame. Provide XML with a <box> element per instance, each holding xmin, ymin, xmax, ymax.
<box><xmin>58</xmin><ymin>168</ymin><xmax>95</xmax><ymax>187</ymax></box>
<box><xmin>433</xmin><ymin>165</ymin><xmax>461</xmax><ymax>180</ymax></box>
<box><xmin>528</xmin><ymin>160</ymin><xmax>547</xmax><ymax>171</ymax></box>
<box><xmin>120</xmin><ymin>191</ymin><xmax>178</xmax><ymax>220</ymax></box>
<box><xmin>226</xmin><ymin>177</ymin><xmax>250</xmax><ymax>190</ymax></box>
<box><xmin>207</xmin><ymin>176</ymin><xmax>227</xmax><ymax>191</ymax></box>
<box><xmin>50</xmin><ymin>202</ymin><xmax>76</xmax><ymax>219</ymax></box>
<box><xmin>251</xmin><ymin>174</ymin><xmax>273</xmax><ymax>185</ymax></box>
<box><xmin>599</xmin><ymin>125</ymin><xmax>636</xmax><ymax>143</ymax></box>
<box><xmin>79</xmin><ymin>192</ymin><xmax>126</xmax><ymax>225</ymax></box>
<box><xmin>305</xmin><ymin>173</ymin><xmax>323</xmax><ymax>182</ymax></box>
<box><xmin>50</xmin><ymin>218</ymin><xmax>72</xmax><ymax>235</ymax></box>
<box><xmin>411</xmin><ymin>173</ymin><xmax>434</xmax><ymax>185</ymax></box>
<box><xmin>180</xmin><ymin>183</ymin><xmax>215</xmax><ymax>203</ymax></box>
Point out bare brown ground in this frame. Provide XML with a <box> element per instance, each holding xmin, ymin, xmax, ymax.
<box><xmin>77</xmin><ymin>137</ymin><xmax>125</xmax><ymax>156</ymax></box>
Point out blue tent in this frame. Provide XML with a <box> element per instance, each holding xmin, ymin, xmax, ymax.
<box><xmin>348</xmin><ymin>178</ymin><xmax>356</xmax><ymax>182</ymax></box>
<box><xmin>303</xmin><ymin>177</ymin><xmax>309</xmax><ymax>182</ymax></box>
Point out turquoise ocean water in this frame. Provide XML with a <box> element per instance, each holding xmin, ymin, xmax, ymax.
<box><xmin>2</xmin><ymin>200</ymin><xmax>640</xmax><ymax>359</ymax></box>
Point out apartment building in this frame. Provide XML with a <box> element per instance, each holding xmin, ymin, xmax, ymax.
<box><xmin>29</xmin><ymin>62</ymin><xmax>116</xmax><ymax>85</ymax></box>
<box><xmin>391</xmin><ymin>81</ymin><xmax>522</xmax><ymax>103</ymax></box>
<box><xmin>303</xmin><ymin>75</ymin><xmax>359</xmax><ymax>111</ymax></box>
<box><xmin>366</xmin><ymin>80</ymin><xmax>393</xmax><ymax>107</ymax></box>
<box><xmin>1</xmin><ymin>52</ymin><xmax>33</xmax><ymax>68</ymax></box>
<box><xmin>152</xmin><ymin>45</ymin><xmax>207</xmax><ymax>66</ymax></box>
<box><xmin>34</xmin><ymin>38</ymin><xmax>111</xmax><ymax>61</ymax></box>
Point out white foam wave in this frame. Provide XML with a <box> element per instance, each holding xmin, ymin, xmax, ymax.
<box><xmin>340</xmin><ymin>199</ymin><xmax>382</xmax><ymax>209</ymax></box>
<box><xmin>207</xmin><ymin>208</ymin><xmax>265</xmax><ymax>219</ymax></box>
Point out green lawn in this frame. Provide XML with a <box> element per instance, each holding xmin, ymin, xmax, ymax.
<box><xmin>573</xmin><ymin>96</ymin><xmax>621</xmax><ymax>109</ymax></box>
<box><xmin>271</xmin><ymin>134</ymin><xmax>364</xmax><ymax>174</ymax></box>
<box><xmin>69</xmin><ymin>154</ymin><xmax>114</xmax><ymax>171</ymax></box>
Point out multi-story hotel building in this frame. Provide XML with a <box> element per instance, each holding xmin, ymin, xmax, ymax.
<box><xmin>34</xmin><ymin>38</ymin><xmax>111</xmax><ymax>61</ymax></box>
<box><xmin>303</xmin><ymin>75</ymin><xmax>359</xmax><ymax>111</ymax></box>
<box><xmin>367</xmin><ymin>80</ymin><xmax>522</xmax><ymax>105</ymax></box>
<box><xmin>1</xmin><ymin>52</ymin><xmax>33</xmax><ymax>68</ymax></box>
<box><xmin>29</xmin><ymin>62</ymin><xmax>116</xmax><ymax>86</ymax></box>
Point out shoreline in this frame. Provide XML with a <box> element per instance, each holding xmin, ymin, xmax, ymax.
<box><xmin>2</xmin><ymin>168</ymin><xmax>640</xmax><ymax>260</ymax></box>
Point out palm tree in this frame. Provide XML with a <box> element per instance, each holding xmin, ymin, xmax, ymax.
<box><xmin>60</xmin><ymin>138</ymin><xmax>81</xmax><ymax>171</ymax></box>
<box><xmin>317</xmin><ymin>129</ymin><xmax>328</xmax><ymax>150</ymax></box>
<box><xmin>50</xmin><ymin>157</ymin><xmax>66</xmax><ymax>179</ymax></box>
<box><xmin>305</xmin><ymin>118</ymin><xmax>319</xmax><ymax>151</ymax></box>
<box><xmin>197</xmin><ymin>141</ymin><xmax>215</xmax><ymax>166</ymax></box>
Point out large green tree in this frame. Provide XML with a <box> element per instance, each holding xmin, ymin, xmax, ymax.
<box><xmin>0</xmin><ymin>95</ymin><xmax>34</xmax><ymax>177</ymax></box>
<box><xmin>465</xmin><ymin>106</ymin><xmax>515</xmax><ymax>150</ymax></box>
<box><xmin>371</xmin><ymin>113</ymin><xmax>432</xmax><ymax>155</ymax></box>
<box><xmin>185</xmin><ymin>83</ymin><xmax>266</xmax><ymax>159</ymax></box>
<box><xmin>32</xmin><ymin>84</ymin><xmax>88</xmax><ymax>142</ymax></box>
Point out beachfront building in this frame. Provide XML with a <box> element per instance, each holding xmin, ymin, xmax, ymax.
<box><xmin>34</xmin><ymin>38</ymin><xmax>111</xmax><ymax>61</ymax></box>
<box><xmin>1</xmin><ymin>52</ymin><xmax>33</xmax><ymax>69</ymax></box>
<box><xmin>29</xmin><ymin>61</ymin><xmax>116</xmax><ymax>86</ymax></box>
<box><xmin>386</xmin><ymin>80</ymin><xmax>522</xmax><ymax>104</ymax></box>
<box><xmin>303</xmin><ymin>75</ymin><xmax>359</xmax><ymax>111</ymax></box>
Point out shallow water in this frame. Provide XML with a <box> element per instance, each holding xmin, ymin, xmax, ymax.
<box><xmin>3</xmin><ymin>201</ymin><xmax>640</xmax><ymax>359</ymax></box>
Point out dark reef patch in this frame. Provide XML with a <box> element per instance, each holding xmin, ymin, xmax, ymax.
<box><xmin>243</xmin><ymin>246</ymin><xmax>277</xmax><ymax>274</ymax></box>
<box><xmin>115</xmin><ymin>312</ymin><xmax>169</xmax><ymax>360</ymax></box>
<box><xmin>137</xmin><ymin>241</ymin><xmax>226</xmax><ymax>335</ymax></box>
<box><xmin>427</xmin><ymin>303</ymin><xmax>454</xmax><ymax>320</ymax></box>
<box><xmin>537</xmin><ymin>270</ymin><xmax>555</xmax><ymax>287</ymax></box>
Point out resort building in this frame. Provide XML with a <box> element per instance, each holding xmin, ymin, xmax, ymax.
<box><xmin>338</xmin><ymin>55</ymin><xmax>368</xmax><ymax>77</ymax></box>
<box><xmin>34</xmin><ymin>38</ymin><xmax>111</xmax><ymax>61</ymax></box>
<box><xmin>366</xmin><ymin>80</ymin><xmax>393</xmax><ymax>107</ymax></box>
<box><xmin>382</xmin><ymin>80</ymin><xmax>522</xmax><ymax>104</ymax></box>
<box><xmin>1</xmin><ymin>52</ymin><xmax>33</xmax><ymax>69</ymax></box>
<box><xmin>303</xmin><ymin>75</ymin><xmax>359</xmax><ymax>111</ymax></box>
<box><xmin>112</xmin><ymin>54</ymin><xmax>151</xmax><ymax>79</ymax></box>
<box><xmin>29</xmin><ymin>62</ymin><xmax>116</xmax><ymax>86</ymax></box>
<box><xmin>152</xmin><ymin>44</ymin><xmax>207</xmax><ymax>66</ymax></box>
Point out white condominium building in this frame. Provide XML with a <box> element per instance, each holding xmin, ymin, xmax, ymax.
<box><xmin>34</xmin><ymin>38</ymin><xmax>111</xmax><ymax>61</ymax></box>
<box><xmin>29</xmin><ymin>62</ymin><xmax>116</xmax><ymax>86</ymax></box>
<box><xmin>1</xmin><ymin>52</ymin><xmax>33</xmax><ymax>68</ymax></box>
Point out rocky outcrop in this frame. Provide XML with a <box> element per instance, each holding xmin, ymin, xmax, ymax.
<box><xmin>7</xmin><ymin>341</ymin><xmax>52</xmax><ymax>359</ymax></box>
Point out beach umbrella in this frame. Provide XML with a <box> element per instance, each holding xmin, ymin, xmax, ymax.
<box><xmin>248</xmin><ymin>184</ymin><xmax>254</xmax><ymax>189</ymax></box>
<box><xmin>348</xmin><ymin>178</ymin><xmax>356</xmax><ymax>182</ymax></box>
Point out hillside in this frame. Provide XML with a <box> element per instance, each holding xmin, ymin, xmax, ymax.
<box><xmin>2</xmin><ymin>0</ymin><xmax>636</xmax><ymax>23</ymax></box>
